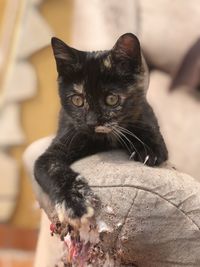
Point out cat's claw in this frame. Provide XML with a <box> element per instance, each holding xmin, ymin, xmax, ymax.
<box><xmin>143</xmin><ymin>155</ymin><xmax>157</xmax><ymax>165</ymax></box>
<box><xmin>130</xmin><ymin>149</ymin><xmax>162</xmax><ymax>166</ymax></box>
<box><xmin>143</xmin><ymin>155</ymin><xmax>149</xmax><ymax>165</ymax></box>
<box><xmin>129</xmin><ymin>151</ymin><xmax>136</xmax><ymax>160</ymax></box>
<box><xmin>154</xmin><ymin>156</ymin><xmax>158</xmax><ymax>165</ymax></box>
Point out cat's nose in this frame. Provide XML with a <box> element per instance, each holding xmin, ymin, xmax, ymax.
<box><xmin>86</xmin><ymin>111</ymin><xmax>97</xmax><ymax>128</ymax></box>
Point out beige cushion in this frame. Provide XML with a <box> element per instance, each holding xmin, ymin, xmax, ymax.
<box><xmin>24</xmin><ymin>137</ymin><xmax>200</xmax><ymax>267</ymax></box>
<box><xmin>148</xmin><ymin>71</ymin><xmax>200</xmax><ymax>182</ymax></box>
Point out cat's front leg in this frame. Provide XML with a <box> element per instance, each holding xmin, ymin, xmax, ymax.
<box><xmin>34</xmin><ymin>137</ymin><xmax>99</xmax><ymax>229</ymax></box>
<box><xmin>54</xmin><ymin>174</ymin><xmax>98</xmax><ymax>228</ymax></box>
<box><xmin>130</xmin><ymin>134</ymin><xmax>168</xmax><ymax>166</ymax></box>
<box><xmin>126</xmin><ymin>103</ymin><xmax>168</xmax><ymax>166</ymax></box>
<box><xmin>125</xmin><ymin>120</ymin><xmax>167</xmax><ymax>167</ymax></box>
<box><xmin>128</xmin><ymin>124</ymin><xmax>168</xmax><ymax>166</ymax></box>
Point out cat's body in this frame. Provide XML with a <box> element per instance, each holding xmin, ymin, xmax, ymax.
<box><xmin>34</xmin><ymin>33</ymin><xmax>168</xmax><ymax>227</ymax></box>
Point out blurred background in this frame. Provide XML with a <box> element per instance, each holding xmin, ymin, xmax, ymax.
<box><xmin>0</xmin><ymin>0</ymin><xmax>200</xmax><ymax>266</ymax></box>
<box><xmin>0</xmin><ymin>0</ymin><xmax>73</xmax><ymax>265</ymax></box>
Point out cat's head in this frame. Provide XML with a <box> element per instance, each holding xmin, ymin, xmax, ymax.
<box><xmin>51</xmin><ymin>33</ymin><xmax>149</xmax><ymax>134</ymax></box>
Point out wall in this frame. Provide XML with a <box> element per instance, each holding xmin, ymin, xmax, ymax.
<box><xmin>0</xmin><ymin>0</ymin><xmax>73</xmax><ymax>229</ymax></box>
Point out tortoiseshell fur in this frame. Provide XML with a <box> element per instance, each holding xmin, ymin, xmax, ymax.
<box><xmin>34</xmin><ymin>33</ymin><xmax>168</xmax><ymax>225</ymax></box>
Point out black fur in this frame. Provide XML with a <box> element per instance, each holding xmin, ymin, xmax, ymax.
<box><xmin>34</xmin><ymin>33</ymin><xmax>168</xmax><ymax>221</ymax></box>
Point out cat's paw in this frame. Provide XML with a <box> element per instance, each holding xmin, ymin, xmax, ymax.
<box><xmin>55</xmin><ymin>175</ymin><xmax>99</xmax><ymax>229</ymax></box>
<box><xmin>130</xmin><ymin>146</ymin><xmax>167</xmax><ymax>166</ymax></box>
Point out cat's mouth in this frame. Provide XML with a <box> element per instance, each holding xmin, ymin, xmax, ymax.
<box><xmin>94</xmin><ymin>126</ymin><xmax>112</xmax><ymax>134</ymax></box>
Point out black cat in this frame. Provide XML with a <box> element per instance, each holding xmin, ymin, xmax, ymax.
<box><xmin>34</xmin><ymin>33</ymin><xmax>168</xmax><ymax>227</ymax></box>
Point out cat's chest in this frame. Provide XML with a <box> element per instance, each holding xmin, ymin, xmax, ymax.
<box><xmin>93</xmin><ymin>134</ymin><xmax>119</xmax><ymax>151</ymax></box>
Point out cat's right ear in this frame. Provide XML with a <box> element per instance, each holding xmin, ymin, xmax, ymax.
<box><xmin>51</xmin><ymin>37</ymin><xmax>81</xmax><ymax>74</ymax></box>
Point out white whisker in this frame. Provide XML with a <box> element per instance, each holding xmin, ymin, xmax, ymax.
<box><xmin>112</xmin><ymin>129</ymin><xmax>132</xmax><ymax>155</ymax></box>
<box><xmin>112</xmin><ymin>127</ymin><xmax>144</xmax><ymax>161</ymax></box>
<box><xmin>115</xmin><ymin>125</ymin><xmax>151</xmax><ymax>157</ymax></box>
<box><xmin>67</xmin><ymin>131</ymin><xmax>79</xmax><ymax>151</ymax></box>
<box><xmin>116</xmin><ymin>126</ymin><xmax>146</xmax><ymax>146</ymax></box>
<box><xmin>114</xmin><ymin>128</ymin><xmax>136</xmax><ymax>152</ymax></box>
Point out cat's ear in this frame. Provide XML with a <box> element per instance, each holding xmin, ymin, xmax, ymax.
<box><xmin>112</xmin><ymin>33</ymin><xmax>141</xmax><ymax>65</ymax></box>
<box><xmin>51</xmin><ymin>37</ymin><xmax>82</xmax><ymax>74</ymax></box>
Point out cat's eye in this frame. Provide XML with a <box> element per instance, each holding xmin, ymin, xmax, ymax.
<box><xmin>105</xmin><ymin>94</ymin><xmax>120</xmax><ymax>107</ymax></box>
<box><xmin>71</xmin><ymin>95</ymin><xmax>84</xmax><ymax>107</ymax></box>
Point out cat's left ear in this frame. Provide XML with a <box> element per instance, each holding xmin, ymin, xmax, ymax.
<box><xmin>51</xmin><ymin>37</ymin><xmax>82</xmax><ymax>74</ymax></box>
<box><xmin>112</xmin><ymin>33</ymin><xmax>141</xmax><ymax>65</ymax></box>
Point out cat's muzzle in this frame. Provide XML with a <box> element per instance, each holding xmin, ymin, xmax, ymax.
<box><xmin>94</xmin><ymin>126</ymin><xmax>112</xmax><ymax>134</ymax></box>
